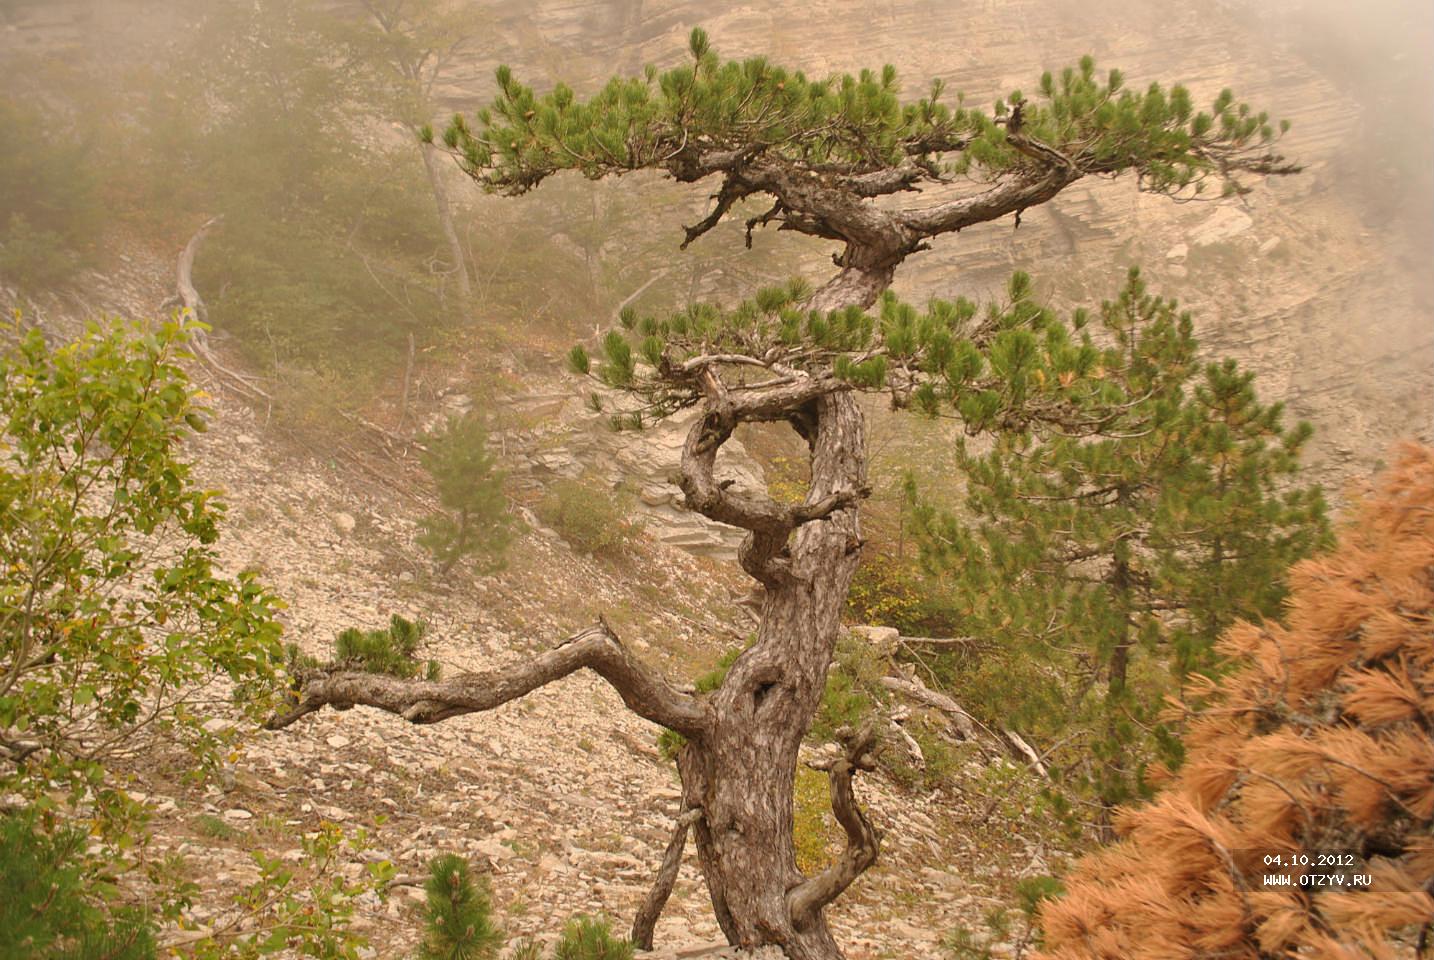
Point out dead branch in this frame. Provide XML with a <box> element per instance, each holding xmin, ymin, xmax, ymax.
<box><xmin>174</xmin><ymin>215</ymin><xmax>271</xmax><ymax>402</ymax></box>
<box><xmin>1001</xmin><ymin>727</ymin><xmax>1049</xmax><ymax>779</ymax></box>
<box><xmin>879</xmin><ymin>673</ymin><xmax>978</xmax><ymax>740</ymax></box>
<box><xmin>631</xmin><ymin>808</ymin><xmax>702</xmax><ymax>949</ymax></box>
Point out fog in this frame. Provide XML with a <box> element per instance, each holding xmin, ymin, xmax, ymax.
<box><xmin>1</xmin><ymin>0</ymin><xmax>1430</xmax><ymax>478</ymax></box>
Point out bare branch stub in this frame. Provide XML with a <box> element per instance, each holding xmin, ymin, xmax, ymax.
<box><xmin>631</xmin><ymin>808</ymin><xmax>703</xmax><ymax>949</ymax></box>
<box><xmin>267</xmin><ymin>621</ymin><xmax>707</xmax><ymax>737</ymax></box>
<box><xmin>788</xmin><ymin>723</ymin><xmax>881</xmax><ymax>926</ymax></box>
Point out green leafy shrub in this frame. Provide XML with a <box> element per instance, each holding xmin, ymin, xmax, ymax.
<box><xmin>844</xmin><ymin>554</ymin><xmax>927</xmax><ymax>633</ymax></box>
<box><xmin>553</xmin><ymin>915</ymin><xmax>633</xmax><ymax>960</ymax></box>
<box><xmin>334</xmin><ymin>614</ymin><xmax>439</xmax><ymax>680</ymax></box>
<box><xmin>189</xmin><ymin>820</ymin><xmax>391</xmax><ymax>960</ymax></box>
<box><xmin>535</xmin><ymin>478</ymin><xmax>642</xmax><ymax>557</ymax></box>
<box><xmin>695</xmin><ymin>646</ymin><xmax>744</xmax><ymax>692</ymax></box>
<box><xmin>0</xmin><ymin>314</ymin><xmax>388</xmax><ymax>960</ymax></box>
<box><xmin>0</xmin><ymin>313</ymin><xmax>284</xmax><ymax>820</ymax></box>
<box><xmin>419</xmin><ymin>853</ymin><xmax>502</xmax><ymax>960</ymax></box>
<box><xmin>418</xmin><ymin>414</ymin><xmax>512</xmax><ymax>573</ymax></box>
<box><xmin>0</xmin><ymin>812</ymin><xmax>156</xmax><ymax>960</ymax></box>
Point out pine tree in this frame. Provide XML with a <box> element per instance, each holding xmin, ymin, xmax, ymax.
<box><xmin>1036</xmin><ymin>444</ymin><xmax>1434</xmax><ymax>960</ymax></box>
<box><xmin>274</xmin><ymin>31</ymin><xmax>1299</xmax><ymax>960</ymax></box>
<box><xmin>418</xmin><ymin>412</ymin><xmax>512</xmax><ymax>573</ymax></box>
<box><xmin>0</xmin><ymin>813</ymin><xmax>156</xmax><ymax>960</ymax></box>
<box><xmin>913</xmin><ymin>269</ymin><xmax>1328</xmax><ymax>828</ymax></box>
<box><xmin>419</xmin><ymin>853</ymin><xmax>503</xmax><ymax>960</ymax></box>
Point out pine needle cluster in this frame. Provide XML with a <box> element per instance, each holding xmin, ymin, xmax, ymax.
<box><xmin>0</xmin><ymin>813</ymin><xmax>155</xmax><ymax>960</ymax></box>
<box><xmin>552</xmin><ymin>915</ymin><xmax>635</xmax><ymax>960</ymax></box>
<box><xmin>1036</xmin><ymin>444</ymin><xmax>1434</xmax><ymax>959</ymax></box>
<box><xmin>334</xmin><ymin>614</ymin><xmax>439</xmax><ymax>680</ymax></box>
<box><xmin>419</xmin><ymin>853</ymin><xmax>503</xmax><ymax>960</ymax></box>
<box><xmin>440</xmin><ymin>30</ymin><xmax>1290</xmax><ymax>200</ymax></box>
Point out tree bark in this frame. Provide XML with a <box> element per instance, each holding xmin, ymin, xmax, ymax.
<box><xmin>420</xmin><ymin>140</ymin><xmax>472</xmax><ymax>299</ymax></box>
<box><xmin>272</xmin><ymin>266</ymin><xmax>887</xmax><ymax>959</ymax></box>
<box><xmin>673</xmin><ymin>411</ymin><xmax>867</xmax><ymax>959</ymax></box>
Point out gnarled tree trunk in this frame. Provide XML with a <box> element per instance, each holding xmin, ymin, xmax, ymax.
<box><xmin>673</xmin><ymin>388</ymin><xmax>870</xmax><ymax>959</ymax></box>
<box><xmin>270</xmin><ymin>266</ymin><xmax>886</xmax><ymax>960</ymax></box>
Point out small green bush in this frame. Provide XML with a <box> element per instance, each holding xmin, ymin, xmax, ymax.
<box><xmin>419</xmin><ymin>853</ymin><xmax>503</xmax><ymax>960</ymax></box>
<box><xmin>553</xmin><ymin>915</ymin><xmax>633</xmax><ymax>960</ymax></box>
<box><xmin>536</xmin><ymin>478</ymin><xmax>642</xmax><ymax>557</ymax></box>
<box><xmin>695</xmin><ymin>646</ymin><xmax>744</xmax><ymax>693</ymax></box>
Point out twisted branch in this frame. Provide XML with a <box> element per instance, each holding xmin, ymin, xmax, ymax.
<box><xmin>675</xmin><ymin>371</ymin><xmax>867</xmax><ymax>584</ymax></box>
<box><xmin>787</xmin><ymin>723</ymin><xmax>881</xmax><ymax>926</ymax></box>
<box><xmin>265</xmin><ymin>620</ymin><xmax>707</xmax><ymax>736</ymax></box>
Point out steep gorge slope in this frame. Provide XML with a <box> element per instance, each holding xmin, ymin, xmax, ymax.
<box><xmin>1</xmin><ymin>1</ymin><xmax>1430</xmax><ymax>956</ymax></box>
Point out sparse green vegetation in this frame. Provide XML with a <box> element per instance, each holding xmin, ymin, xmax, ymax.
<box><xmin>793</xmin><ymin>765</ymin><xmax>837</xmax><ymax>874</ymax></box>
<box><xmin>418</xmin><ymin>413</ymin><xmax>513</xmax><ymax>573</ymax></box>
<box><xmin>535</xmin><ymin>478</ymin><xmax>643</xmax><ymax>557</ymax></box>
<box><xmin>195</xmin><ymin>814</ymin><xmax>240</xmax><ymax>841</ymax></box>
<box><xmin>334</xmin><ymin>614</ymin><xmax>440</xmax><ymax>680</ymax></box>
<box><xmin>553</xmin><ymin>915</ymin><xmax>634</xmax><ymax>960</ymax></box>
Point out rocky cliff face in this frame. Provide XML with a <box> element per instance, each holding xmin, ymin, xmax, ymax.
<box><xmin>436</xmin><ymin>0</ymin><xmax>1432</xmax><ymax>499</ymax></box>
<box><xmin>5</xmin><ymin>0</ymin><xmax>1427</xmax><ymax>528</ymax></box>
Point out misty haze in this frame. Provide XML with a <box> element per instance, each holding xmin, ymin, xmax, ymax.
<box><xmin>2</xmin><ymin>2</ymin><xmax>1431</xmax><ymax>959</ymax></box>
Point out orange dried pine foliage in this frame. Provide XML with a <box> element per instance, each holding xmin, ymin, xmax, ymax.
<box><xmin>1037</xmin><ymin>444</ymin><xmax>1434</xmax><ymax>960</ymax></box>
